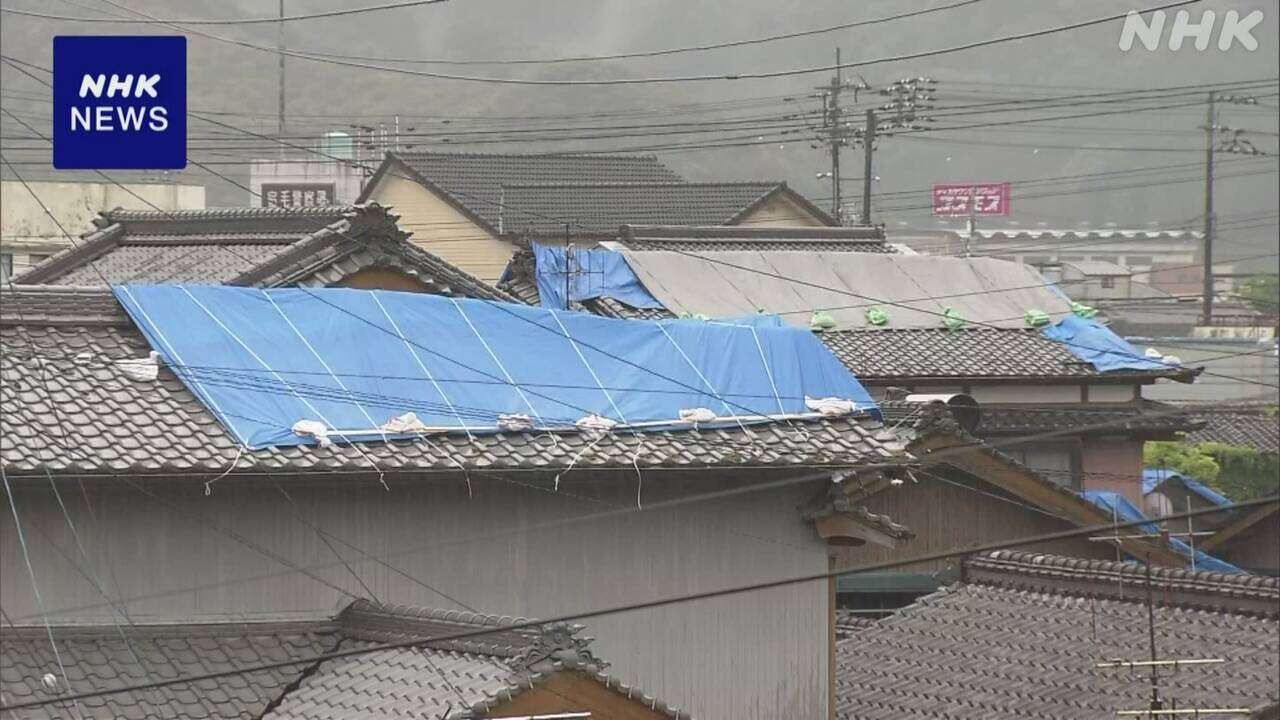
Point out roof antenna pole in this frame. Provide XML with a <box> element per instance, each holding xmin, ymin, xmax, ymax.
<box><xmin>277</xmin><ymin>0</ymin><xmax>286</xmax><ymax>159</ymax></box>
<box><xmin>1145</xmin><ymin>556</ymin><xmax>1163</xmax><ymax>714</ymax></box>
<box><xmin>564</xmin><ymin>223</ymin><xmax>572</xmax><ymax>311</ymax></box>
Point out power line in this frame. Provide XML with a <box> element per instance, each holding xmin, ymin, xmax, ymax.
<box><xmin>0</xmin><ymin>0</ymin><xmax>450</xmax><ymax>25</ymax></box>
<box><xmin>43</xmin><ymin>0</ymin><xmax>1201</xmax><ymax>86</ymax></box>
<box><xmin>5</xmin><ymin>495</ymin><xmax>1272</xmax><ymax>712</ymax></box>
<box><xmin>213</xmin><ymin>0</ymin><xmax>986</xmax><ymax>67</ymax></box>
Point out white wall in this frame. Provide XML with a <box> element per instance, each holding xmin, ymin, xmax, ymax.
<box><xmin>0</xmin><ymin>180</ymin><xmax>205</xmax><ymax>274</ymax></box>
<box><xmin>1</xmin><ymin>472</ymin><xmax>831</xmax><ymax>720</ymax></box>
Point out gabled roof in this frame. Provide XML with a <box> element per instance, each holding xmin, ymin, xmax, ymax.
<box><xmin>0</xmin><ymin>600</ymin><xmax>693</xmax><ymax>720</ymax></box>
<box><xmin>359</xmin><ymin>151</ymin><xmax>685</xmax><ymax>233</ymax></box>
<box><xmin>499</xmin><ymin>181</ymin><xmax>835</xmax><ymax>235</ymax></box>
<box><xmin>1182</xmin><ymin>402</ymin><xmax>1280</xmax><ymax>454</ymax></box>
<box><xmin>0</xmin><ymin>286</ymin><xmax>907</xmax><ymax>476</ymax></box>
<box><xmin>11</xmin><ymin>204</ymin><xmax>515</xmax><ymax>302</ymax></box>
<box><xmin>835</xmin><ymin>551</ymin><xmax>1280</xmax><ymax>719</ymax></box>
<box><xmin>497</xmin><ymin>248</ymin><xmax>1196</xmax><ymax>386</ymax></box>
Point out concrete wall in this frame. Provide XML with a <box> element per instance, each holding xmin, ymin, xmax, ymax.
<box><xmin>0</xmin><ymin>471</ymin><xmax>831</xmax><ymax>720</ymax></box>
<box><xmin>0</xmin><ymin>180</ymin><xmax>205</xmax><ymax>276</ymax></box>
<box><xmin>1080</xmin><ymin>436</ymin><xmax>1145</xmax><ymax>505</ymax></box>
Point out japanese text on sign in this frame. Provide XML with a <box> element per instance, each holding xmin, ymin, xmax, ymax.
<box><xmin>931</xmin><ymin>183</ymin><xmax>1011</xmax><ymax>217</ymax></box>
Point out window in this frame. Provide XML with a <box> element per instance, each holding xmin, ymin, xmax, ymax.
<box><xmin>1125</xmin><ymin>255</ymin><xmax>1154</xmax><ymax>267</ymax></box>
<box><xmin>28</xmin><ymin>253</ymin><xmax>50</xmax><ymax>266</ymax></box>
<box><xmin>1100</xmin><ymin>277</ymin><xmax>1116</xmax><ymax>289</ymax></box>
<box><xmin>0</xmin><ymin>253</ymin><xmax>12</xmax><ymax>282</ymax></box>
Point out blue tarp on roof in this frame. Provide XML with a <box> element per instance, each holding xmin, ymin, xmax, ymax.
<box><xmin>112</xmin><ymin>284</ymin><xmax>877</xmax><ymax>449</ymax></box>
<box><xmin>533</xmin><ymin>243</ymin><xmax>662</xmax><ymax>311</ymax></box>
<box><xmin>1079</xmin><ymin>490</ymin><xmax>1243</xmax><ymax>573</ymax></box>
<box><xmin>1041</xmin><ymin>315</ymin><xmax>1169</xmax><ymax>373</ymax></box>
<box><xmin>1142</xmin><ymin>468</ymin><xmax>1232</xmax><ymax>507</ymax></box>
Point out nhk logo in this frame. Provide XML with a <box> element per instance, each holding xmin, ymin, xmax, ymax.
<box><xmin>1118</xmin><ymin>9</ymin><xmax>1264</xmax><ymax>52</ymax></box>
<box><xmin>53</xmin><ymin>36</ymin><xmax>186</xmax><ymax>169</ymax></box>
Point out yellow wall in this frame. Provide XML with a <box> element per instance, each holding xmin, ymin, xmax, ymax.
<box><xmin>734</xmin><ymin>193</ymin><xmax>828</xmax><ymax>227</ymax></box>
<box><xmin>365</xmin><ymin>173</ymin><xmax>513</xmax><ymax>282</ymax></box>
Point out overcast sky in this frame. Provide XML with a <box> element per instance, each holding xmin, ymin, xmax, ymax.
<box><xmin>2</xmin><ymin>0</ymin><xmax>1276</xmax><ymax>263</ymax></box>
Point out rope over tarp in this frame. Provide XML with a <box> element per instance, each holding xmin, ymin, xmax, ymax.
<box><xmin>112</xmin><ymin>285</ymin><xmax>877</xmax><ymax>449</ymax></box>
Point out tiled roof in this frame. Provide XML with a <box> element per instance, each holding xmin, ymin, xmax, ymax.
<box><xmin>270</xmin><ymin>601</ymin><xmax>692</xmax><ymax>720</ymax></box>
<box><xmin>12</xmin><ymin>205</ymin><xmax>515</xmax><ymax>302</ymax></box>
<box><xmin>1</xmin><ymin>600</ymin><xmax>693</xmax><ymax>720</ymax></box>
<box><xmin>500</xmin><ymin>182</ymin><xmax>795</xmax><ymax>235</ymax></box>
<box><xmin>819</xmin><ymin>327</ymin><xmax>1194</xmax><ymax>382</ymax></box>
<box><xmin>977</xmin><ymin>400</ymin><xmax>1204</xmax><ymax>437</ymax></box>
<box><xmin>835</xmin><ymin>551</ymin><xmax>1280</xmax><ymax>719</ymax></box>
<box><xmin>371</xmin><ymin>152</ymin><xmax>685</xmax><ymax>232</ymax></box>
<box><xmin>1182</xmin><ymin>403</ymin><xmax>1280</xmax><ymax>454</ymax></box>
<box><xmin>0</xmin><ymin>287</ymin><xmax>907</xmax><ymax>476</ymax></box>
<box><xmin>494</xmin><ymin>261</ymin><xmax>1191</xmax><ymax>383</ymax></box>
<box><xmin>618</xmin><ymin>224</ymin><xmax>890</xmax><ymax>253</ymax></box>
<box><xmin>0</xmin><ymin>620</ymin><xmax>338</xmax><ymax>719</ymax></box>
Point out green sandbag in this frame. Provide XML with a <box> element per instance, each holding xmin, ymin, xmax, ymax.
<box><xmin>1071</xmin><ymin>301</ymin><xmax>1098</xmax><ymax>319</ymax></box>
<box><xmin>864</xmin><ymin>307</ymin><xmax>889</xmax><ymax>327</ymax></box>
<box><xmin>1024</xmin><ymin>309</ymin><xmax>1051</xmax><ymax>328</ymax></box>
<box><xmin>810</xmin><ymin>310</ymin><xmax>837</xmax><ymax>331</ymax></box>
<box><xmin>942</xmin><ymin>306</ymin><xmax>965</xmax><ymax>331</ymax></box>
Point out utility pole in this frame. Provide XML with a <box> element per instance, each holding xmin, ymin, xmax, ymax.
<box><xmin>825</xmin><ymin>49</ymin><xmax>844</xmax><ymax>222</ymax></box>
<box><xmin>862</xmin><ymin>108</ymin><xmax>875</xmax><ymax>227</ymax></box>
<box><xmin>277</xmin><ymin>0</ymin><xmax>286</xmax><ymax>147</ymax></box>
<box><xmin>1202</xmin><ymin>91</ymin><xmax>1215</xmax><ymax>326</ymax></box>
<box><xmin>1199</xmin><ymin>92</ymin><xmax>1266</xmax><ymax>326</ymax></box>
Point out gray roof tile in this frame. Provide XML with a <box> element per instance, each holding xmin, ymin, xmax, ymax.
<box><xmin>380</xmin><ymin>152</ymin><xmax>685</xmax><ymax>231</ymax></box>
<box><xmin>12</xmin><ymin>205</ymin><xmax>515</xmax><ymax>303</ymax></box>
<box><xmin>0</xmin><ymin>288</ymin><xmax>905</xmax><ymax>476</ymax></box>
<box><xmin>1181</xmin><ymin>403</ymin><xmax>1280</xmax><ymax>454</ymax></box>
<box><xmin>0</xmin><ymin>601</ymin><xmax>693</xmax><ymax>719</ymax></box>
<box><xmin>836</xmin><ymin>551</ymin><xmax>1280</xmax><ymax>719</ymax></box>
<box><xmin>501</xmin><ymin>182</ymin><xmax>788</xmax><ymax>235</ymax></box>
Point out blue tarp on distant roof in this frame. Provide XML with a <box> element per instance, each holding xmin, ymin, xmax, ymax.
<box><xmin>112</xmin><ymin>284</ymin><xmax>876</xmax><ymax>449</ymax></box>
<box><xmin>1042</xmin><ymin>315</ymin><xmax>1170</xmax><ymax>373</ymax></box>
<box><xmin>1079</xmin><ymin>490</ymin><xmax>1243</xmax><ymax>573</ymax></box>
<box><xmin>533</xmin><ymin>243</ymin><xmax>662</xmax><ymax>311</ymax></box>
<box><xmin>1142</xmin><ymin>468</ymin><xmax>1232</xmax><ymax>507</ymax></box>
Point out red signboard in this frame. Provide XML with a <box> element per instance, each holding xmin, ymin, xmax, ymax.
<box><xmin>931</xmin><ymin>182</ymin><xmax>1011</xmax><ymax>217</ymax></box>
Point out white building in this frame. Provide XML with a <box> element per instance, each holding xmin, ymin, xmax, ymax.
<box><xmin>0</xmin><ymin>179</ymin><xmax>205</xmax><ymax>280</ymax></box>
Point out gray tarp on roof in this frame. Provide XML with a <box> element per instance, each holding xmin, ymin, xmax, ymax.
<box><xmin>617</xmin><ymin>250</ymin><xmax>1073</xmax><ymax>330</ymax></box>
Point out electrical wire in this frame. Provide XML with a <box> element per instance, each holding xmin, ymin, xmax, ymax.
<box><xmin>4</xmin><ymin>495</ymin><xmax>1272</xmax><ymax>711</ymax></box>
<box><xmin>0</xmin><ymin>0</ymin><xmax>450</xmax><ymax>25</ymax></box>
<box><xmin>43</xmin><ymin>0</ymin><xmax>1202</xmax><ymax>86</ymax></box>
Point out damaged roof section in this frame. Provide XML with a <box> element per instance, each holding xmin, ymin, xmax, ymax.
<box><xmin>11</xmin><ymin>204</ymin><xmax>515</xmax><ymax>302</ymax></box>
<box><xmin>0</xmin><ymin>285</ymin><xmax>906</xmax><ymax>476</ymax></box>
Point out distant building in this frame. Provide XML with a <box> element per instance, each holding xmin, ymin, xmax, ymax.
<box><xmin>358</xmin><ymin>151</ymin><xmax>837</xmax><ymax>282</ymax></box>
<box><xmin>0</xmin><ymin>179</ymin><xmax>204</xmax><ymax>280</ymax></box>
<box><xmin>249</xmin><ymin>159</ymin><xmax>365</xmax><ymax>209</ymax></box>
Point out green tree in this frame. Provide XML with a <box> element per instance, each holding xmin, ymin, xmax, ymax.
<box><xmin>1145</xmin><ymin>441</ymin><xmax>1279</xmax><ymax>502</ymax></box>
<box><xmin>1239</xmin><ymin>275</ymin><xmax>1279</xmax><ymax>315</ymax></box>
<box><xmin>1144</xmin><ymin>442</ymin><xmax>1220</xmax><ymax>482</ymax></box>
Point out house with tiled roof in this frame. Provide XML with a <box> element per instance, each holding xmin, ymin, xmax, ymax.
<box><xmin>502</xmin><ymin>226</ymin><xmax>1202</xmax><ymax>500</ymax></box>
<box><xmin>11</xmin><ymin>204</ymin><xmax>513</xmax><ymax>300</ymax></box>
<box><xmin>0</xmin><ymin>599</ymin><xmax>691</xmax><ymax>719</ymax></box>
<box><xmin>0</xmin><ymin>273</ymin><xmax>928</xmax><ymax>720</ymax></box>
<box><xmin>835</xmin><ymin>550</ymin><xmax>1280</xmax><ymax>719</ymax></box>
<box><xmin>355</xmin><ymin>151</ymin><xmax>835</xmax><ymax>282</ymax></box>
